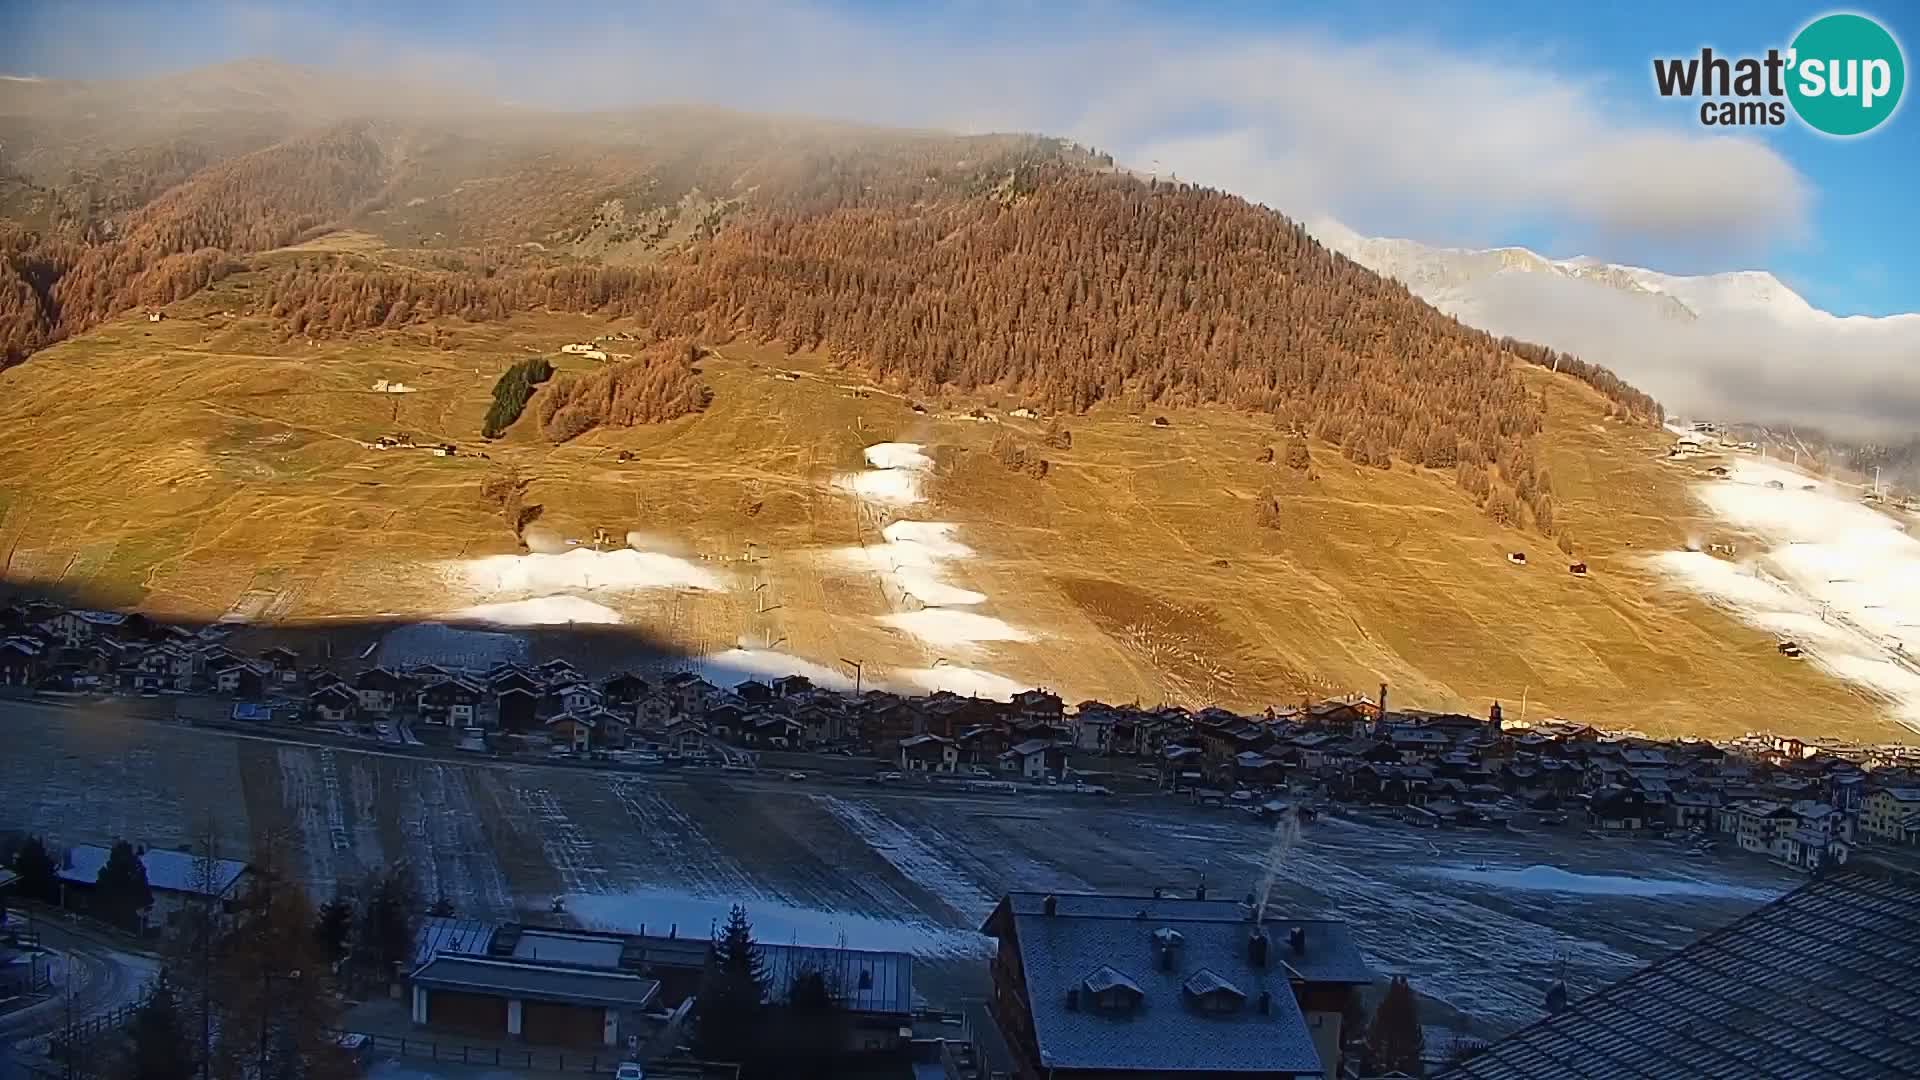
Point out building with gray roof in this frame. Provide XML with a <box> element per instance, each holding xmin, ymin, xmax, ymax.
<box><xmin>1435</xmin><ymin>865</ymin><xmax>1920</xmax><ymax>1079</ymax></box>
<box><xmin>53</xmin><ymin>842</ymin><xmax>251</xmax><ymax>936</ymax></box>
<box><xmin>980</xmin><ymin>890</ymin><xmax>1373</xmax><ymax>1078</ymax></box>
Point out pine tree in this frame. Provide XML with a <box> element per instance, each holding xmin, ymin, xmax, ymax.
<box><xmin>1364</xmin><ymin>974</ymin><xmax>1426</xmax><ymax>1077</ymax></box>
<box><xmin>122</xmin><ymin>975</ymin><xmax>194</xmax><ymax>1080</ymax></box>
<box><xmin>314</xmin><ymin>897</ymin><xmax>353</xmax><ymax>965</ymax></box>
<box><xmin>10</xmin><ymin>835</ymin><xmax>58</xmax><ymax>903</ymax></box>
<box><xmin>96</xmin><ymin>840</ymin><xmax>155</xmax><ymax>932</ymax></box>
<box><xmin>695</xmin><ymin>905</ymin><xmax>768</xmax><ymax>1062</ymax></box>
<box><xmin>1285</xmin><ymin>436</ymin><xmax>1311</xmax><ymax>471</ymax></box>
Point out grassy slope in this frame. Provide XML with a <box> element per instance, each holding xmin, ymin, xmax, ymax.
<box><xmin>0</xmin><ymin>262</ymin><xmax>1890</xmax><ymax>742</ymax></box>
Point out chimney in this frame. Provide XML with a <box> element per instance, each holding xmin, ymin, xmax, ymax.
<box><xmin>1258</xmin><ymin>991</ymin><xmax>1272</xmax><ymax>1015</ymax></box>
<box><xmin>1065</xmin><ymin>988</ymin><xmax>1080</xmax><ymax>1011</ymax></box>
<box><xmin>1042</xmin><ymin>893</ymin><xmax>1058</xmax><ymax>916</ymax></box>
<box><xmin>1248</xmin><ymin>929</ymin><xmax>1269</xmax><ymax>968</ymax></box>
<box><xmin>1289</xmin><ymin>926</ymin><xmax>1306</xmax><ymax>955</ymax></box>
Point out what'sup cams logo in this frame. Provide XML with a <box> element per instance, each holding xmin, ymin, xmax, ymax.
<box><xmin>1653</xmin><ymin>11</ymin><xmax>1905</xmax><ymax>135</ymax></box>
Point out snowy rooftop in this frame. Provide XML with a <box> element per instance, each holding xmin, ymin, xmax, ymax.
<box><xmin>981</xmin><ymin>892</ymin><xmax>1370</xmax><ymax>1076</ymax></box>
<box><xmin>1434</xmin><ymin>868</ymin><xmax>1920</xmax><ymax>1079</ymax></box>
<box><xmin>56</xmin><ymin>844</ymin><xmax>249</xmax><ymax>897</ymax></box>
<box><xmin>410</xmin><ymin>954</ymin><xmax>661</xmax><ymax>1010</ymax></box>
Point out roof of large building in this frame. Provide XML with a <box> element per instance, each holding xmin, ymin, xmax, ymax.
<box><xmin>983</xmin><ymin>892</ymin><xmax>1371</xmax><ymax>1076</ymax></box>
<box><xmin>413</xmin><ymin>916</ymin><xmax>498</xmax><ymax>968</ymax></box>
<box><xmin>56</xmin><ymin>844</ymin><xmax>249</xmax><ymax>898</ymax></box>
<box><xmin>1435</xmin><ymin>868</ymin><xmax>1920</xmax><ymax>1079</ymax></box>
<box><xmin>761</xmin><ymin>941</ymin><xmax>914</xmax><ymax>1016</ymax></box>
<box><xmin>410</xmin><ymin>954</ymin><xmax>661</xmax><ymax>1010</ymax></box>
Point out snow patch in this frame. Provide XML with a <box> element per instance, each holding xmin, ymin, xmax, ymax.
<box><xmin>565</xmin><ymin>887</ymin><xmax>991</xmax><ymax>958</ymax></box>
<box><xmin>864</xmin><ymin>442</ymin><xmax>935</xmax><ymax>471</ymax></box>
<box><xmin>878</xmin><ymin>609</ymin><xmax>1036</xmax><ymax>647</ymax></box>
<box><xmin>692</xmin><ymin>648</ymin><xmax>857</xmax><ymax>690</ymax></box>
<box><xmin>440</xmin><ymin>595</ymin><xmax>625</xmax><ymax>626</ymax></box>
<box><xmin>833</xmin><ymin>441</ymin><xmax>932</xmax><ymax>507</ymax></box>
<box><xmin>445</xmin><ymin>547</ymin><xmax>725</xmax><ymax>595</ymax></box>
<box><xmin>1430</xmin><ymin>864</ymin><xmax>1780</xmax><ymax>901</ymax></box>
<box><xmin>896</xmin><ymin>665</ymin><xmax>1027</xmax><ymax>700</ymax></box>
<box><xmin>1652</xmin><ymin>457</ymin><xmax>1920</xmax><ymax>732</ymax></box>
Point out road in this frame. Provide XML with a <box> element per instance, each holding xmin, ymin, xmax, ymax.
<box><xmin>0</xmin><ymin>911</ymin><xmax>162</xmax><ymax>1050</ymax></box>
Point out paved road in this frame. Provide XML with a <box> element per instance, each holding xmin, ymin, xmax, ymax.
<box><xmin>0</xmin><ymin>912</ymin><xmax>161</xmax><ymax>1048</ymax></box>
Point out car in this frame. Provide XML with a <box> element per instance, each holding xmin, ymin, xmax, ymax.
<box><xmin>613</xmin><ymin>1062</ymin><xmax>646</xmax><ymax>1080</ymax></box>
<box><xmin>879</xmin><ymin>771</ymin><xmax>904</xmax><ymax>782</ymax></box>
<box><xmin>786</xmin><ymin>771</ymin><xmax>808</xmax><ymax>781</ymax></box>
<box><xmin>969</xmin><ymin>765</ymin><xmax>993</xmax><ymax>777</ymax></box>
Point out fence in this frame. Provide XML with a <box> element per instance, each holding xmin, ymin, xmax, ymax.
<box><xmin>333</xmin><ymin>1031</ymin><xmax>739</xmax><ymax>1077</ymax></box>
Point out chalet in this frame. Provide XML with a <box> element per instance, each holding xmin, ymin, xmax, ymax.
<box><xmin>353</xmin><ymin>668</ymin><xmax>410</xmax><ymax>715</ymax></box>
<box><xmin>309</xmin><ymin>684</ymin><xmax>358</xmax><ymax>723</ymax></box>
<box><xmin>0</xmin><ymin>635</ymin><xmax>45</xmax><ymax>686</ymax></box>
<box><xmin>744</xmin><ymin>712</ymin><xmax>802</xmax><ymax>747</ymax></box>
<box><xmin>867</xmin><ymin>699</ymin><xmax>930</xmax><ymax>750</ymax></box>
<box><xmin>731</xmin><ymin>679</ymin><xmax>775</xmax><ymax>706</ymax></box>
<box><xmin>487</xmin><ymin>664</ymin><xmax>540</xmax><ymax>694</ymax></box>
<box><xmin>1587</xmin><ymin>786</ymin><xmax>1651</xmax><ymax>832</ymax></box>
<box><xmin>1070</xmin><ymin>701</ymin><xmax>1119</xmax><ymax>752</ymax></box>
<box><xmin>771</xmin><ymin>673</ymin><xmax>815</xmax><ymax>698</ymax></box>
<box><xmin>1011</xmin><ymin>689</ymin><xmax>1065</xmax><ymax>725</ymax></box>
<box><xmin>41</xmin><ymin>610</ymin><xmax>140</xmax><ymax>647</ymax></box>
<box><xmin>704</xmin><ymin>702</ymin><xmax>750</xmax><ymax>742</ymax></box>
<box><xmin>958</xmin><ymin>725</ymin><xmax>1011</xmax><ymax>765</ymax></box>
<box><xmin>495</xmin><ymin>686</ymin><xmax>541</xmax><ymax>733</ymax></box>
<box><xmin>408</xmin><ymin>663</ymin><xmax>455</xmax><ymax>688</ymax></box>
<box><xmin>1001</xmin><ymin>739</ymin><xmax>1067</xmax><ymax>780</ymax></box>
<box><xmin>1231</xmin><ymin>752</ymin><xmax>1286</xmax><ymax>788</ymax></box>
<box><xmin>900</xmin><ymin>734</ymin><xmax>960</xmax><ymax>774</ymax></box>
<box><xmin>602</xmin><ymin>672</ymin><xmax>651</xmax><ymax>708</ymax></box>
<box><xmin>212</xmin><ymin>660</ymin><xmax>270</xmax><ymax>697</ymax></box>
<box><xmin>549</xmin><ymin>682</ymin><xmax>603</xmax><ymax>717</ymax></box>
<box><xmin>547</xmin><ymin>709</ymin><xmax>622</xmax><ymax>753</ymax></box>
<box><xmin>1721</xmin><ymin>800</ymin><xmax>1798</xmax><ymax>857</ymax></box>
<box><xmin>56</xmin><ymin>843</ymin><xmax>252</xmax><ymax>936</ymax></box>
<box><xmin>659</xmin><ymin>671</ymin><xmax>718</xmax><ymax>714</ymax></box>
<box><xmin>258</xmin><ymin>646</ymin><xmax>301</xmax><ymax>685</ymax></box>
<box><xmin>635</xmin><ymin>689</ymin><xmax>676</xmax><ymax>726</ymax></box>
<box><xmin>979</xmin><ymin>892</ymin><xmax>1372</xmax><ymax>1079</ymax></box>
<box><xmin>1666</xmin><ymin>791</ymin><xmax>1718</xmax><ymax>832</ymax></box>
<box><xmin>418</xmin><ymin>678</ymin><xmax>485</xmax><ymax>727</ymax></box>
<box><xmin>656</xmin><ymin>716</ymin><xmax>706</xmax><ymax>755</ymax></box>
<box><xmin>1863</xmin><ymin>787</ymin><xmax>1920</xmax><ymax>844</ymax></box>
<box><xmin>791</xmin><ymin>701</ymin><xmax>849</xmax><ymax>747</ymax></box>
<box><xmin>535</xmin><ymin>658</ymin><xmax>581</xmax><ymax>686</ymax></box>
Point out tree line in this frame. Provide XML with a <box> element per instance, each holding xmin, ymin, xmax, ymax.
<box><xmin>481</xmin><ymin>355</ymin><xmax>554</xmax><ymax>438</ymax></box>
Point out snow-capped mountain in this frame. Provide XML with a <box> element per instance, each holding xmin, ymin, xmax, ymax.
<box><xmin>1308</xmin><ymin>218</ymin><xmax>1920</xmax><ymax>438</ymax></box>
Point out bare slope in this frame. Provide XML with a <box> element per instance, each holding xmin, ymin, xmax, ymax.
<box><xmin>0</xmin><ymin>274</ymin><xmax>1889</xmax><ymax>742</ymax></box>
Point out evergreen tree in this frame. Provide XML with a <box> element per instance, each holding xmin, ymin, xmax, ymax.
<box><xmin>1364</xmin><ymin>974</ymin><xmax>1426</xmax><ymax>1077</ymax></box>
<box><xmin>356</xmin><ymin>864</ymin><xmax>419</xmax><ymax>982</ymax></box>
<box><xmin>313</xmin><ymin>898</ymin><xmax>353</xmax><ymax>965</ymax></box>
<box><xmin>96</xmin><ymin>840</ymin><xmax>155</xmax><ymax>932</ymax></box>
<box><xmin>694</xmin><ymin>905</ymin><xmax>767</xmax><ymax>1062</ymax></box>
<box><xmin>122</xmin><ymin>975</ymin><xmax>194</xmax><ymax>1080</ymax></box>
<box><xmin>11</xmin><ymin>835</ymin><xmax>58</xmax><ymax>903</ymax></box>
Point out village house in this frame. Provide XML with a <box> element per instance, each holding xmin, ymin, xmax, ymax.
<box><xmin>1001</xmin><ymin>739</ymin><xmax>1067</xmax><ymax>780</ymax></box>
<box><xmin>535</xmin><ymin>658</ymin><xmax>581</xmax><ymax>685</ymax></box>
<box><xmin>0</xmin><ymin>635</ymin><xmax>46</xmax><ymax>686</ymax></box>
<box><xmin>744</xmin><ymin>711</ymin><xmax>802</xmax><ymax>747</ymax></box>
<box><xmin>256</xmin><ymin>646</ymin><xmax>301</xmax><ymax>686</ymax></box>
<box><xmin>978</xmin><ymin>891</ymin><xmax>1373</xmax><ymax>1079</ymax></box>
<box><xmin>1665</xmin><ymin>791</ymin><xmax>1718</xmax><ymax>832</ymax></box>
<box><xmin>495</xmin><ymin>685</ymin><xmax>541</xmax><ymax>733</ymax></box>
<box><xmin>659</xmin><ymin>671</ymin><xmax>719</xmax><ymax>715</ymax></box>
<box><xmin>418</xmin><ymin>677</ymin><xmax>485</xmax><ymax>727</ymax></box>
<box><xmin>308</xmin><ymin>683</ymin><xmax>358</xmax><ymax>723</ymax></box>
<box><xmin>40</xmin><ymin>610</ymin><xmax>141</xmax><ymax>648</ymax></box>
<box><xmin>1722</xmin><ymin>800</ymin><xmax>1799</xmax><ymax>857</ymax></box>
<box><xmin>602</xmin><ymin>672</ymin><xmax>651</xmax><ymax>710</ymax></box>
<box><xmin>211</xmin><ymin>659</ymin><xmax>271</xmax><ymax>697</ymax></box>
<box><xmin>353</xmin><ymin>667</ymin><xmax>411</xmax><ymax>716</ymax></box>
<box><xmin>1863</xmin><ymin>787</ymin><xmax>1920</xmax><ymax>845</ymax></box>
<box><xmin>55</xmin><ymin>843</ymin><xmax>253</xmax><ymax>936</ymax></box>
<box><xmin>546</xmin><ymin>709</ymin><xmax>625</xmax><ymax>754</ymax></box>
<box><xmin>900</xmin><ymin>733</ymin><xmax>960</xmax><ymax>773</ymax></box>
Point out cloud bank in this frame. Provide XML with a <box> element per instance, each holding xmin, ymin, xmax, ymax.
<box><xmin>5</xmin><ymin>0</ymin><xmax>1812</xmax><ymax>259</ymax></box>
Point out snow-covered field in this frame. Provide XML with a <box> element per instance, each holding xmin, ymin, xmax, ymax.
<box><xmin>831</xmin><ymin>442</ymin><xmax>931</xmax><ymax>506</ymax></box>
<box><xmin>0</xmin><ymin>705</ymin><xmax>1801</xmax><ymax>1031</ymax></box>
<box><xmin>440</xmin><ymin>595</ymin><xmax>626</xmax><ymax>626</ymax></box>
<box><xmin>446</xmin><ymin>548</ymin><xmax>726</xmax><ymax>596</ymax></box>
<box><xmin>1654</xmin><ymin>457</ymin><xmax>1920</xmax><ymax>732</ymax></box>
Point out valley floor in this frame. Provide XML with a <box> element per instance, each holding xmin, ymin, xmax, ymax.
<box><xmin>0</xmin><ymin>699</ymin><xmax>1801</xmax><ymax>1037</ymax></box>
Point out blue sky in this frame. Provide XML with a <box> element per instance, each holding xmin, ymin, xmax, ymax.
<box><xmin>2</xmin><ymin>1</ymin><xmax>1913</xmax><ymax>315</ymax></box>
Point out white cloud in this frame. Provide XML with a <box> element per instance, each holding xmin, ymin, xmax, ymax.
<box><xmin>20</xmin><ymin>2</ymin><xmax>1813</xmax><ymax>258</ymax></box>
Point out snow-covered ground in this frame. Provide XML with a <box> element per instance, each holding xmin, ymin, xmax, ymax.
<box><xmin>439</xmin><ymin>595</ymin><xmax>626</xmax><ymax>626</ymax></box>
<box><xmin>690</xmin><ymin>647</ymin><xmax>858</xmax><ymax>691</ymax></box>
<box><xmin>831</xmin><ymin>442</ymin><xmax>932</xmax><ymax>506</ymax></box>
<box><xmin>0</xmin><ymin>706</ymin><xmax>1801</xmax><ymax>1032</ymax></box>
<box><xmin>826</xmin><ymin>442</ymin><xmax>1034</xmax><ymax>699</ymax></box>
<box><xmin>1653</xmin><ymin>457</ymin><xmax>1920</xmax><ymax>732</ymax></box>
<box><xmin>445</xmin><ymin>547</ymin><xmax>726</xmax><ymax>595</ymax></box>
